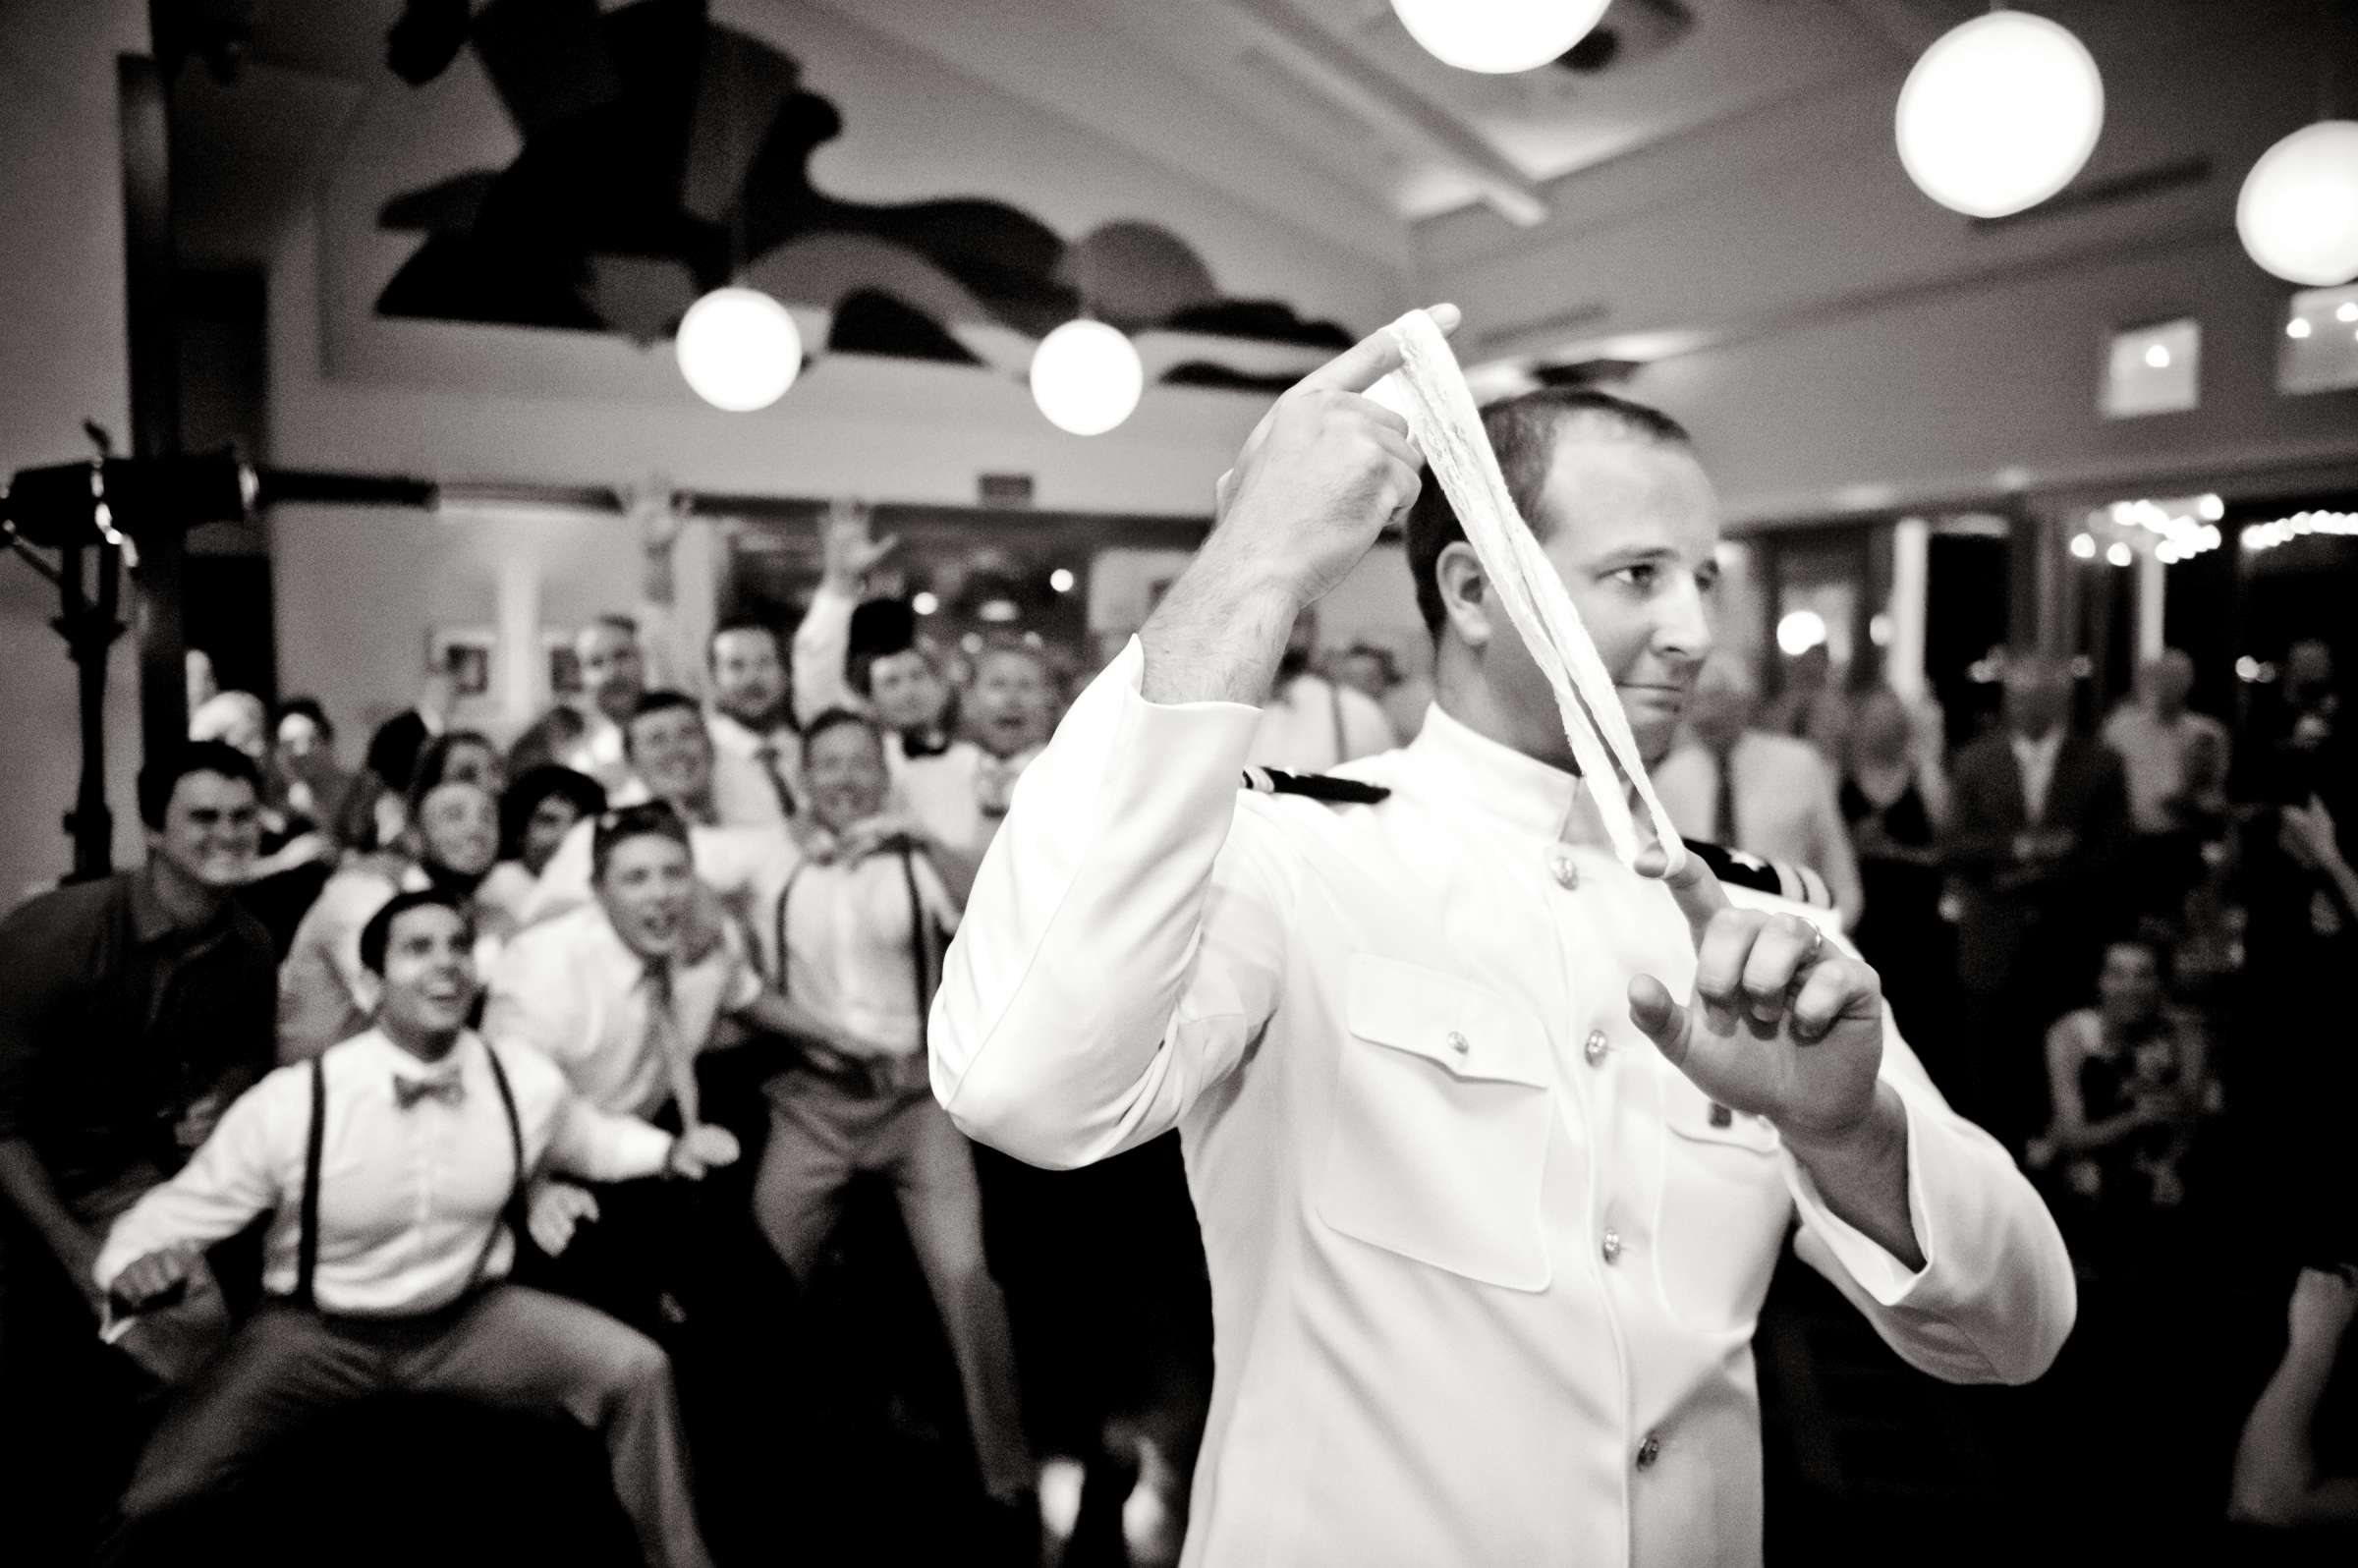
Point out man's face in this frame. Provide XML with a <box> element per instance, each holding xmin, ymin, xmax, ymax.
<box><xmin>2097</xmin><ymin>943</ymin><xmax>2162</xmax><ymax>1025</ymax></box>
<box><xmin>150</xmin><ymin>771</ymin><xmax>261</xmax><ymax>890</ymax></box>
<box><xmin>869</xmin><ymin>650</ymin><xmax>947</xmax><ymax>733</ymax></box>
<box><xmin>805</xmin><ymin>722</ymin><xmax>891</xmax><ymax>834</ymax></box>
<box><xmin>970</xmin><ymin>650</ymin><xmax>1051</xmax><ymax>757</ymax></box>
<box><xmin>415</xmin><ymin>782</ymin><xmax>498</xmax><ymax>878</ymax></box>
<box><xmin>595</xmin><ymin>833</ymin><xmax>696</xmax><ymax>960</ymax></box>
<box><xmin>578</xmin><ymin>625</ymin><xmax>645</xmax><ymax>718</ymax></box>
<box><xmin>2003</xmin><ymin>665</ymin><xmax>2068</xmax><ymax>738</ymax></box>
<box><xmin>376</xmin><ymin>903</ymin><xmax>477</xmax><ymax>1036</ymax></box>
<box><xmin>275</xmin><ymin>711</ymin><xmax>326</xmax><ymax>765</ymax></box>
<box><xmin>710</xmin><ymin>628</ymin><xmax>786</xmax><ymax>726</ymax></box>
<box><xmin>1685</xmin><ymin>666</ymin><xmax>1755</xmax><ymax>753</ymax></box>
<box><xmin>626</xmin><ymin>706</ymin><xmax>714</xmax><ymax>806</ymax></box>
<box><xmin>1476</xmin><ymin>436</ymin><xmax>1719</xmax><ymax>768</ymax></box>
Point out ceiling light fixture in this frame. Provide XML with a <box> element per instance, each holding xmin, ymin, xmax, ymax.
<box><xmin>1895</xmin><ymin>10</ymin><xmax>2105</xmax><ymax>218</ymax></box>
<box><xmin>2239</xmin><ymin>120</ymin><xmax>2358</xmax><ymax>285</ymax></box>
<box><xmin>677</xmin><ymin>288</ymin><xmax>803</xmax><ymax>412</ymax></box>
<box><xmin>1389</xmin><ymin>0</ymin><xmax>1611</xmax><ymax>75</ymax></box>
<box><xmin>1031</xmin><ymin>319</ymin><xmax>1144</xmax><ymax>436</ymax></box>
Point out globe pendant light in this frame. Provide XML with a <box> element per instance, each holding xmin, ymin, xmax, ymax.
<box><xmin>1895</xmin><ymin>10</ymin><xmax>2105</xmax><ymax>218</ymax></box>
<box><xmin>676</xmin><ymin>286</ymin><xmax>803</xmax><ymax>412</ymax></box>
<box><xmin>1030</xmin><ymin>319</ymin><xmax>1144</xmax><ymax>436</ymax></box>
<box><xmin>2237</xmin><ymin>121</ymin><xmax>2358</xmax><ymax>286</ymax></box>
<box><xmin>1389</xmin><ymin>0</ymin><xmax>1610</xmax><ymax>76</ymax></box>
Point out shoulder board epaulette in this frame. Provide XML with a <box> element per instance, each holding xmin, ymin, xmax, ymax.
<box><xmin>1240</xmin><ymin>765</ymin><xmax>1391</xmax><ymax>805</ymax></box>
<box><xmin>1688</xmin><ymin>840</ymin><xmax>1833</xmax><ymax>909</ymax></box>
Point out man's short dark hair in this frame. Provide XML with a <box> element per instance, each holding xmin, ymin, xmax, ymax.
<box><xmin>359</xmin><ymin>888</ymin><xmax>474</xmax><ymax>977</ymax></box>
<box><xmin>622</xmin><ymin>691</ymin><xmax>705</xmax><ymax>756</ymax></box>
<box><xmin>272</xmin><ymin>696</ymin><xmax>335</xmax><ymax>744</ymax></box>
<box><xmin>138</xmin><ymin>742</ymin><xmax>263</xmax><ymax>830</ymax></box>
<box><xmin>1403</xmin><ymin>388</ymin><xmax>1692</xmax><ymax>638</ymax></box>
<box><xmin>802</xmin><ymin>706</ymin><xmax>883</xmax><ymax>756</ymax></box>
<box><xmin>706</xmin><ymin>617</ymin><xmax>783</xmax><ymax>668</ymax></box>
<box><xmin>590</xmin><ymin>800</ymin><xmax>693</xmax><ymax>882</ymax></box>
<box><xmin>590</xmin><ymin>612</ymin><xmax>639</xmax><ymax>640</ymax></box>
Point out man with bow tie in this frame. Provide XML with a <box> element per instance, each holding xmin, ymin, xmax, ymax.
<box><xmin>94</xmin><ymin>889</ymin><xmax>735</xmax><ymax>1568</ymax></box>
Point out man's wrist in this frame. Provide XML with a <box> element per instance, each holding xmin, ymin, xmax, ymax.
<box><xmin>1777</xmin><ymin>1081</ymin><xmax>1907</xmax><ymax>1170</ymax></box>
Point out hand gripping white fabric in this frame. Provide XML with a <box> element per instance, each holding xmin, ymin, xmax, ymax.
<box><xmin>1365</xmin><ymin>308</ymin><xmax>1687</xmax><ymax>877</ymax></box>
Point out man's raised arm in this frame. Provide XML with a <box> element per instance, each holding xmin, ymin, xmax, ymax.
<box><xmin>929</xmin><ymin>308</ymin><xmax>1456</xmax><ymax>1168</ymax></box>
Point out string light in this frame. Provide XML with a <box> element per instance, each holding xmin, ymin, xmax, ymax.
<box><xmin>2241</xmin><ymin>510</ymin><xmax>2358</xmax><ymax>553</ymax></box>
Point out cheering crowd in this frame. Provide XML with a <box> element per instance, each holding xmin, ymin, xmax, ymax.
<box><xmin>2</xmin><ymin>366</ymin><xmax>2352</xmax><ymax>1565</ymax></box>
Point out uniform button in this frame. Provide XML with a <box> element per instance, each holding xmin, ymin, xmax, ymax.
<box><xmin>1445</xmin><ymin>1031</ymin><xmax>1470</xmax><ymax>1056</ymax></box>
<box><xmin>1636</xmin><ymin>1432</ymin><xmax>1661</xmax><ymax>1470</ymax></box>
<box><xmin>1583</xmin><ymin>1030</ymin><xmax>1607</xmax><ymax>1066</ymax></box>
<box><xmin>1549</xmin><ymin>849</ymin><xmax>1579</xmax><ymax>889</ymax></box>
<box><xmin>1600</xmin><ymin>1227</ymin><xmax>1622</xmax><ymax>1264</ymax></box>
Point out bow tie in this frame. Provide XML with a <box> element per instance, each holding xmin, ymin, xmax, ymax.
<box><xmin>899</xmin><ymin>729</ymin><xmax>953</xmax><ymax>760</ymax></box>
<box><xmin>393</xmin><ymin>1073</ymin><xmax>465</xmax><ymax>1110</ymax></box>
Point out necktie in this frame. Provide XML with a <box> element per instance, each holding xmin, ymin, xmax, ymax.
<box><xmin>1713</xmin><ymin>744</ymin><xmax>1740</xmax><ymax>849</ymax></box>
<box><xmin>641</xmin><ymin>961</ymin><xmax>702</xmax><ymax>1127</ymax></box>
<box><xmin>977</xmin><ymin>755</ymin><xmax>1020</xmax><ymax>817</ymax></box>
<box><xmin>393</xmin><ymin>1073</ymin><xmax>465</xmax><ymax>1110</ymax></box>
<box><xmin>753</xmin><ymin>741</ymin><xmax>799</xmax><ymax>819</ymax></box>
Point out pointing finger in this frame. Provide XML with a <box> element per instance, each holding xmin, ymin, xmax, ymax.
<box><xmin>1295</xmin><ymin>304</ymin><xmax>1462</xmax><ymax>396</ymax></box>
<box><xmin>1638</xmin><ymin>839</ymin><xmax>1732</xmax><ymax>950</ymax></box>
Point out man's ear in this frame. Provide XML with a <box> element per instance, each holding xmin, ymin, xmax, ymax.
<box><xmin>1434</xmin><ymin>540</ymin><xmax>1494</xmax><ymax>649</ymax></box>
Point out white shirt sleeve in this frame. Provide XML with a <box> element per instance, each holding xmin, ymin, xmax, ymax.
<box><xmin>93</xmin><ymin>1069</ymin><xmax>300</xmax><ymax>1294</ymax></box>
<box><xmin>1784</xmin><ymin>994</ymin><xmax>2077</xmax><ymax>1386</ymax></box>
<box><xmin>480</xmin><ymin>931</ymin><xmax>591</xmax><ymax>1076</ymax></box>
<box><xmin>498</xmin><ymin>1044</ymin><xmax>675</xmax><ymax>1183</ymax></box>
<box><xmin>931</xmin><ymin>639</ymin><xmax>1296</xmax><ymax>1169</ymax></box>
<box><xmin>792</xmin><ymin>582</ymin><xmax>864</xmax><ymax>727</ymax></box>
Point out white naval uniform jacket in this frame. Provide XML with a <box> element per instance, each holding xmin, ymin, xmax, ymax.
<box><xmin>931</xmin><ymin>640</ymin><xmax>2075</xmax><ymax>1568</ymax></box>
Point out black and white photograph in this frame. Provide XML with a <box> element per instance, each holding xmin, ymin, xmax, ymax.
<box><xmin>3</xmin><ymin>2</ymin><xmax>2357</xmax><ymax>1566</ymax></box>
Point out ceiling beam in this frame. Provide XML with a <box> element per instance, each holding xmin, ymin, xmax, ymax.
<box><xmin>1213</xmin><ymin>0</ymin><xmax>1550</xmax><ymax>227</ymax></box>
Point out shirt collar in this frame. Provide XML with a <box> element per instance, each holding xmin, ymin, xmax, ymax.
<box><xmin>359</xmin><ymin>1026</ymin><xmax>478</xmax><ymax>1079</ymax></box>
<box><xmin>127</xmin><ymin>866</ymin><xmax>226</xmax><ymax>946</ymax></box>
<box><xmin>1405</xmin><ymin>701</ymin><xmax>1595</xmax><ymax>842</ymax></box>
<box><xmin>2011</xmin><ymin>728</ymin><xmax>2064</xmax><ymax>766</ymax></box>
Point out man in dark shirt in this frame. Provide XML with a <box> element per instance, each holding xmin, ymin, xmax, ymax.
<box><xmin>0</xmin><ymin>740</ymin><xmax>276</xmax><ymax>1556</ymax></box>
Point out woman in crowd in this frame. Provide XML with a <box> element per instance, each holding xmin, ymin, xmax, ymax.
<box><xmin>479</xmin><ymin>763</ymin><xmax>607</xmax><ymax>924</ymax></box>
<box><xmin>1837</xmin><ymin>686</ymin><xmax>1953</xmax><ymax>1034</ymax></box>
<box><xmin>2028</xmin><ymin>934</ymin><xmax>2212</xmax><ymax>1277</ymax></box>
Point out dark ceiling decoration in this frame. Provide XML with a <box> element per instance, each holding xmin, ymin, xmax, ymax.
<box><xmin>375</xmin><ymin>0</ymin><xmax>1350</xmax><ymax>381</ymax></box>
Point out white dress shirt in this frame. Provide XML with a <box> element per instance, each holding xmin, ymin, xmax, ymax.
<box><xmin>707</xmin><ymin>709</ymin><xmax>804</xmax><ymax>829</ymax></box>
<box><xmin>771</xmin><ymin>847</ymin><xmax>961</xmax><ymax>1057</ymax></box>
<box><xmin>560</xmin><ymin>711</ymin><xmax>633</xmax><ymax>796</ymax></box>
<box><xmin>2009</xmin><ymin>728</ymin><xmax>2066</xmax><ymax>823</ymax></box>
<box><xmin>1653</xmin><ymin>732</ymin><xmax>1866</xmax><ymax>928</ymax></box>
<box><xmin>932</xmin><ymin>640</ymin><xmax>2075</xmax><ymax>1568</ymax></box>
<box><xmin>1247</xmin><ymin>671</ymin><xmax>1396</xmax><ymax>774</ymax></box>
<box><xmin>94</xmin><ymin>1030</ymin><xmax>673</xmax><ymax>1317</ymax></box>
<box><xmin>2100</xmin><ymin>704</ymin><xmax>2228</xmax><ymax>834</ymax></box>
<box><xmin>482</xmin><ymin>903</ymin><xmax>762</xmax><ymax>1121</ymax></box>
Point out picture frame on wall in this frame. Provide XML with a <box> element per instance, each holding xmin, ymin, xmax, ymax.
<box><xmin>426</xmin><ymin>625</ymin><xmax>495</xmax><ymax>698</ymax></box>
<box><xmin>543</xmin><ymin>629</ymin><xmax>583</xmax><ymax>699</ymax></box>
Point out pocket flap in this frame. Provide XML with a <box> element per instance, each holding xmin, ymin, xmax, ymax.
<box><xmin>1345</xmin><ymin>954</ymin><xmax>1553</xmax><ymax>1089</ymax></box>
<box><xmin>1661</xmin><ymin>1074</ymin><xmax>1781</xmax><ymax>1153</ymax></box>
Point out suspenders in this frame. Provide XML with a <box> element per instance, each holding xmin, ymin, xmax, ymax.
<box><xmin>288</xmin><ymin>1042</ymin><xmax>527</xmax><ymax>1311</ymax></box>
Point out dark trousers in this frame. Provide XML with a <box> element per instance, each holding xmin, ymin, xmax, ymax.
<box><xmin>104</xmin><ymin>1286</ymin><xmax>711</xmax><ymax>1568</ymax></box>
<box><xmin>753</xmin><ymin>1063</ymin><xmax>1031</xmax><ymax>1499</ymax></box>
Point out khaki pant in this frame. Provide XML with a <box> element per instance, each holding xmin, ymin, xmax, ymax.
<box><xmin>754</xmin><ymin>1063</ymin><xmax>1031</xmax><ymax>1499</ymax></box>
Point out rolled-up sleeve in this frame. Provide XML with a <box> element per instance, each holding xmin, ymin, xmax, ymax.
<box><xmin>931</xmin><ymin>639</ymin><xmax>1295</xmax><ymax>1170</ymax></box>
<box><xmin>1787</xmin><ymin>1008</ymin><xmax>2076</xmax><ymax>1385</ymax></box>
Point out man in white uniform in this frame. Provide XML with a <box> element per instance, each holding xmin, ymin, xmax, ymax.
<box><xmin>932</xmin><ymin>314</ymin><xmax>2074</xmax><ymax>1567</ymax></box>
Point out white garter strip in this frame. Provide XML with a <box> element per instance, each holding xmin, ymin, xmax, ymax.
<box><xmin>1365</xmin><ymin>308</ymin><xmax>1687</xmax><ymax>877</ymax></box>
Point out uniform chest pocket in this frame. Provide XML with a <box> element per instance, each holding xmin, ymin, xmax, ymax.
<box><xmin>1314</xmin><ymin>955</ymin><xmax>1556</xmax><ymax>1292</ymax></box>
<box><xmin>1655</xmin><ymin>1078</ymin><xmax>1792</xmax><ymax>1333</ymax></box>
